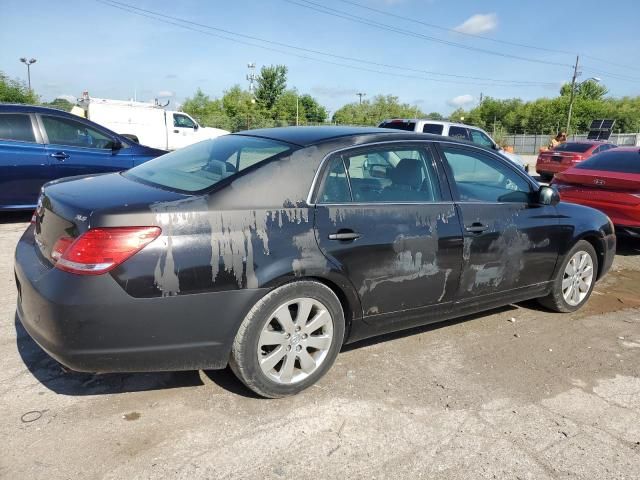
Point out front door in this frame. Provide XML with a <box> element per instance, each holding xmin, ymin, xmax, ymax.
<box><xmin>0</xmin><ymin>113</ymin><xmax>50</xmax><ymax>208</ymax></box>
<box><xmin>39</xmin><ymin>114</ymin><xmax>134</xmax><ymax>178</ymax></box>
<box><xmin>169</xmin><ymin>113</ymin><xmax>197</xmax><ymax>150</ymax></box>
<box><xmin>313</xmin><ymin>142</ymin><xmax>464</xmax><ymax>321</ymax></box>
<box><xmin>438</xmin><ymin>144</ymin><xmax>562</xmax><ymax>302</ymax></box>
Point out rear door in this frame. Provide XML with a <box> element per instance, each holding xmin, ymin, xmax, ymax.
<box><xmin>313</xmin><ymin>142</ymin><xmax>464</xmax><ymax>322</ymax></box>
<box><xmin>438</xmin><ymin>143</ymin><xmax>562</xmax><ymax>303</ymax></box>
<box><xmin>0</xmin><ymin>112</ymin><xmax>50</xmax><ymax>208</ymax></box>
<box><xmin>39</xmin><ymin>114</ymin><xmax>135</xmax><ymax>178</ymax></box>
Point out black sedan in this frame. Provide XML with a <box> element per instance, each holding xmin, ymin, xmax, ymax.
<box><xmin>15</xmin><ymin>127</ymin><xmax>616</xmax><ymax>398</ymax></box>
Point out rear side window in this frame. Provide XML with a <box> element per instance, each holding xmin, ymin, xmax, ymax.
<box><xmin>575</xmin><ymin>150</ymin><xmax>640</xmax><ymax>174</ymax></box>
<box><xmin>448</xmin><ymin>126</ymin><xmax>470</xmax><ymax>141</ymax></box>
<box><xmin>126</xmin><ymin>135</ymin><xmax>293</xmax><ymax>192</ymax></box>
<box><xmin>553</xmin><ymin>142</ymin><xmax>593</xmax><ymax>153</ymax></box>
<box><xmin>378</xmin><ymin>121</ymin><xmax>416</xmax><ymax>132</ymax></box>
<box><xmin>317</xmin><ymin>145</ymin><xmax>441</xmax><ymax>203</ymax></box>
<box><xmin>0</xmin><ymin>114</ymin><xmax>35</xmax><ymax>142</ymax></box>
<box><xmin>422</xmin><ymin>123</ymin><xmax>444</xmax><ymax>134</ymax></box>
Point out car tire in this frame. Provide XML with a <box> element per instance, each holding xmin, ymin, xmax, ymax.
<box><xmin>538</xmin><ymin>240</ymin><xmax>598</xmax><ymax>313</ymax></box>
<box><xmin>229</xmin><ymin>281</ymin><xmax>345</xmax><ymax>398</ymax></box>
<box><xmin>539</xmin><ymin>173</ymin><xmax>553</xmax><ymax>182</ymax></box>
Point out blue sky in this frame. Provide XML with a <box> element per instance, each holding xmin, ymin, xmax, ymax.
<box><xmin>1</xmin><ymin>0</ymin><xmax>639</xmax><ymax>115</ymax></box>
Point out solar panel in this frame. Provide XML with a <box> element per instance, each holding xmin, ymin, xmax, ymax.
<box><xmin>587</xmin><ymin>119</ymin><xmax>615</xmax><ymax>140</ymax></box>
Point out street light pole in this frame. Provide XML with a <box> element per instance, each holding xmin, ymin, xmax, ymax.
<box><xmin>356</xmin><ymin>92</ymin><xmax>366</xmax><ymax>104</ymax></box>
<box><xmin>19</xmin><ymin>57</ymin><xmax>37</xmax><ymax>92</ymax></box>
<box><xmin>565</xmin><ymin>55</ymin><xmax>580</xmax><ymax>135</ymax></box>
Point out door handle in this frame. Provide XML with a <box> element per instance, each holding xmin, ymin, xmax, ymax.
<box><xmin>465</xmin><ymin>222</ymin><xmax>489</xmax><ymax>234</ymax></box>
<box><xmin>328</xmin><ymin>231</ymin><xmax>361</xmax><ymax>241</ymax></box>
<box><xmin>173</xmin><ymin>129</ymin><xmax>179</xmax><ymax>133</ymax></box>
<box><xmin>50</xmin><ymin>152</ymin><xmax>69</xmax><ymax>161</ymax></box>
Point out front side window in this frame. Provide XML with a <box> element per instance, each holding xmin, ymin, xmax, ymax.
<box><xmin>442</xmin><ymin>146</ymin><xmax>531</xmax><ymax>203</ymax></box>
<box><xmin>125</xmin><ymin>135</ymin><xmax>293</xmax><ymax>192</ymax></box>
<box><xmin>42</xmin><ymin>115</ymin><xmax>116</xmax><ymax>149</ymax></box>
<box><xmin>0</xmin><ymin>114</ymin><xmax>35</xmax><ymax>142</ymax></box>
<box><xmin>173</xmin><ymin>114</ymin><xmax>196</xmax><ymax>128</ymax></box>
<box><xmin>469</xmin><ymin>129</ymin><xmax>495</xmax><ymax>148</ymax></box>
<box><xmin>448</xmin><ymin>126</ymin><xmax>470</xmax><ymax>141</ymax></box>
<box><xmin>318</xmin><ymin>145</ymin><xmax>441</xmax><ymax>203</ymax></box>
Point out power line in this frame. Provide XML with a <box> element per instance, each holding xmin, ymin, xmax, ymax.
<box><xmin>285</xmin><ymin>0</ymin><xmax>572</xmax><ymax>68</ymax></box>
<box><xmin>337</xmin><ymin>0</ymin><xmax>640</xmax><ymax>74</ymax></box>
<box><xmin>95</xmin><ymin>0</ymin><xmax>559</xmax><ymax>88</ymax></box>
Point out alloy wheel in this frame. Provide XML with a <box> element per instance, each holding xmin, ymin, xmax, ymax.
<box><xmin>562</xmin><ymin>251</ymin><xmax>594</xmax><ymax>306</ymax></box>
<box><xmin>257</xmin><ymin>297</ymin><xmax>334</xmax><ymax>384</ymax></box>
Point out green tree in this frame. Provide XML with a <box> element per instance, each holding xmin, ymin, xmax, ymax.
<box><xmin>560</xmin><ymin>79</ymin><xmax>608</xmax><ymax>100</ymax></box>
<box><xmin>255</xmin><ymin>65</ymin><xmax>288</xmax><ymax>111</ymax></box>
<box><xmin>0</xmin><ymin>71</ymin><xmax>38</xmax><ymax>104</ymax></box>
<box><xmin>426</xmin><ymin>112</ymin><xmax>444</xmax><ymax>120</ymax></box>
<box><xmin>299</xmin><ymin>94</ymin><xmax>327</xmax><ymax>123</ymax></box>
<box><xmin>332</xmin><ymin>94</ymin><xmax>425</xmax><ymax>125</ymax></box>
<box><xmin>41</xmin><ymin>97</ymin><xmax>74</xmax><ymax>112</ymax></box>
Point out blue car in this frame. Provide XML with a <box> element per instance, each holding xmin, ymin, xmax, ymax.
<box><xmin>0</xmin><ymin>104</ymin><xmax>167</xmax><ymax>210</ymax></box>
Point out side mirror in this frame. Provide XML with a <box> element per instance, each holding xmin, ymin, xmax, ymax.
<box><xmin>111</xmin><ymin>140</ymin><xmax>123</xmax><ymax>151</ymax></box>
<box><xmin>538</xmin><ymin>185</ymin><xmax>560</xmax><ymax>206</ymax></box>
<box><xmin>193</xmin><ymin>124</ymin><xmax>199</xmax><ymax>130</ymax></box>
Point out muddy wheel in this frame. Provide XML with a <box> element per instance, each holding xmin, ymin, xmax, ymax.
<box><xmin>229</xmin><ymin>281</ymin><xmax>345</xmax><ymax>398</ymax></box>
<box><xmin>538</xmin><ymin>240</ymin><xmax>598</xmax><ymax>313</ymax></box>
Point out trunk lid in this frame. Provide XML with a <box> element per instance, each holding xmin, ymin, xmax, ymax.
<box><xmin>34</xmin><ymin>172</ymin><xmax>189</xmax><ymax>263</ymax></box>
<box><xmin>555</xmin><ymin>168</ymin><xmax>640</xmax><ymax>191</ymax></box>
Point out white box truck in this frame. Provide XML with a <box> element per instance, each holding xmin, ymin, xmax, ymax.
<box><xmin>73</xmin><ymin>93</ymin><xmax>228</xmax><ymax>151</ymax></box>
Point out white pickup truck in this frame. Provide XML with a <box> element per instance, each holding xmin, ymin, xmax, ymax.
<box><xmin>73</xmin><ymin>93</ymin><xmax>228</xmax><ymax>151</ymax></box>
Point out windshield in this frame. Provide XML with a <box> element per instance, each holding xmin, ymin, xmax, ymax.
<box><xmin>553</xmin><ymin>142</ymin><xmax>594</xmax><ymax>153</ymax></box>
<box><xmin>125</xmin><ymin>135</ymin><xmax>294</xmax><ymax>192</ymax></box>
<box><xmin>575</xmin><ymin>150</ymin><xmax>640</xmax><ymax>174</ymax></box>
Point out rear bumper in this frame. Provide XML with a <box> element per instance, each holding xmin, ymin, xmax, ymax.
<box><xmin>14</xmin><ymin>226</ymin><xmax>268</xmax><ymax>373</ymax></box>
<box><xmin>536</xmin><ymin>162</ymin><xmax>569</xmax><ymax>175</ymax></box>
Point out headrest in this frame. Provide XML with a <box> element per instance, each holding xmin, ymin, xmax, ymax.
<box><xmin>390</xmin><ymin>158</ymin><xmax>422</xmax><ymax>189</ymax></box>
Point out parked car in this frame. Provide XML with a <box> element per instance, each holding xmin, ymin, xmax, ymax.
<box><xmin>378</xmin><ymin>118</ymin><xmax>527</xmax><ymax>170</ymax></box>
<box><xmin>74</xmin><ymin>93</ymin><xmax>229</xmax><ymax>151</ymax></box>
<box><xmin>553</xmin><ymin>147</ymin><xmax>640</xmax><ymax>237</ymax></box>
<box><xmin>0</xmin><ymin>104</ymin><xmax>166</xmax><ymax>211</ymax></box>
<box><xmin>16</xmin><ymin>127</ymin><xmax>615</xmax><ymax>398</ymax></box>
<box><xmin>535</xmin><ymin>140</ymin><xmax>616</xmax><ymax>181</ymax></box>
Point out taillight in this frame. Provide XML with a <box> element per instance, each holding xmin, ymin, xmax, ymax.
<box><xmin>53</xmin><ymin>227</ymin><xmax>161</xmax><ymax>275</ymax></box>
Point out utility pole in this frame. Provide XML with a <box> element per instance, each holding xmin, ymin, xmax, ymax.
<box><xmin>566</xmin><ymin>55</ymin><xmax>580</xmax><ymax>135</ymax></box>
<box><xmin>356</xmin><ymin>92</ymin><xmax>366</xmax><ymax>104</ymax></box>
<box><xmin>296</xmin><ymin>91</ymin><xmax>299</xmax><ymax>126</ymax></box>
<box><xmin>246</xmin><ymin>63</ymin><xmax>256</xmax><ymax>93</ymax></box>
<box><xmin>19</xmin><ymin>57</ymin><xmax>37</xmax><ymax>91</ymax></box>
<box><xmin>479</xmin><ymin>92</ymin><xmax>483</xmax><ymax>105</ymax></box>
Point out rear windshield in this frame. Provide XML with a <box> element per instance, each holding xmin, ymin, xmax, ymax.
<box><xmin>379</xmin><ymin>121</ymin><xmax>416</xmax><ymax>132</ymax></box>
<box><xmin>553</xmin><ymin>142</ymin><xmax>594</xmax><ymax>153</ymax></box>
<box><xmin>422</xmin><ymin>123</ymin><xmax>444</xmax><ymax>135</ymax></box>
<box><xmin>125</xmin><ymin>135</ymin><xmax>294</xmax><ymax>192</ymax></box>
<box><xmin>575</xmin><ymin>150</ymin><xmax>640</xmax><ymax>174</ymax></box>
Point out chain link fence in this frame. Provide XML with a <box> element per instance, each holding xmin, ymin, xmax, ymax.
<box><xmin>505</xmin><ymin>133</ymin><xmax>640</xmax><ymax>155</ymax></box>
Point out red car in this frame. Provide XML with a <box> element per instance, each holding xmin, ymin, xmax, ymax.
<box><xmin>553</xmin><ymin>147</ymin><xmax>640</xmax><ymax>237</ymax></box>
<box><xmin>536</xmin><ymin>141</ymin><xmax>616</xmax><ymax>181</ymax></box>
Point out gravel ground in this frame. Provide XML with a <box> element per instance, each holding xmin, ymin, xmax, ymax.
<box><xmin>1</xmin><ymin>212</ymin><xmax>639</xmax><ymax>480</ymax></box>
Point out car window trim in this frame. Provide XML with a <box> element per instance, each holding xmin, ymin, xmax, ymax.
<box><xmin>307</xmin><ymin>140</ymin><xmax>450</xmax><ymax>206</ymax></box>
<box><xmin>434</xmin><ymin>141</ymin><xmax>539</xmax><ymax>204</ymax></box>
<box><xmin>36</xmin><ymin>113</ymin><xmax>119</xmax><ymax>150</ymax></box>
<box><xmin>0</xmin><ymin>112</ymin><xmax>42</xmax><ymax>144</ymax></box>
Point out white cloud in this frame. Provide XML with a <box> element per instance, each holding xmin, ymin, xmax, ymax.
<box><xmin>56</xmin><ymin>94</ymin><xmax>77</xmax><ymax>103</ymax></box>
<box><xmin>447</xmin><ymin>94</ymin><xmax>475</xmax><ymax>107</ymax></box>
<box><xmin>157</xmin><ymin>90</ymin><xmax>174</xmax><ymax>97</ymax></box>
<box><xmin>454</xmin><ymin>13</ymin><xmax>498</xmax><ymax>34</ymax></box>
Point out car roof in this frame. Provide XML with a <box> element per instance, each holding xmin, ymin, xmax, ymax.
<box><xmin>234</xmin><ymin>126</ymin><xmax>423</xmax><ymax>147</ymax></box>
<box><xmin>0</xmin><ymin>103</ymin><xmax>79</xmax><ymax>118</ymax></box>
